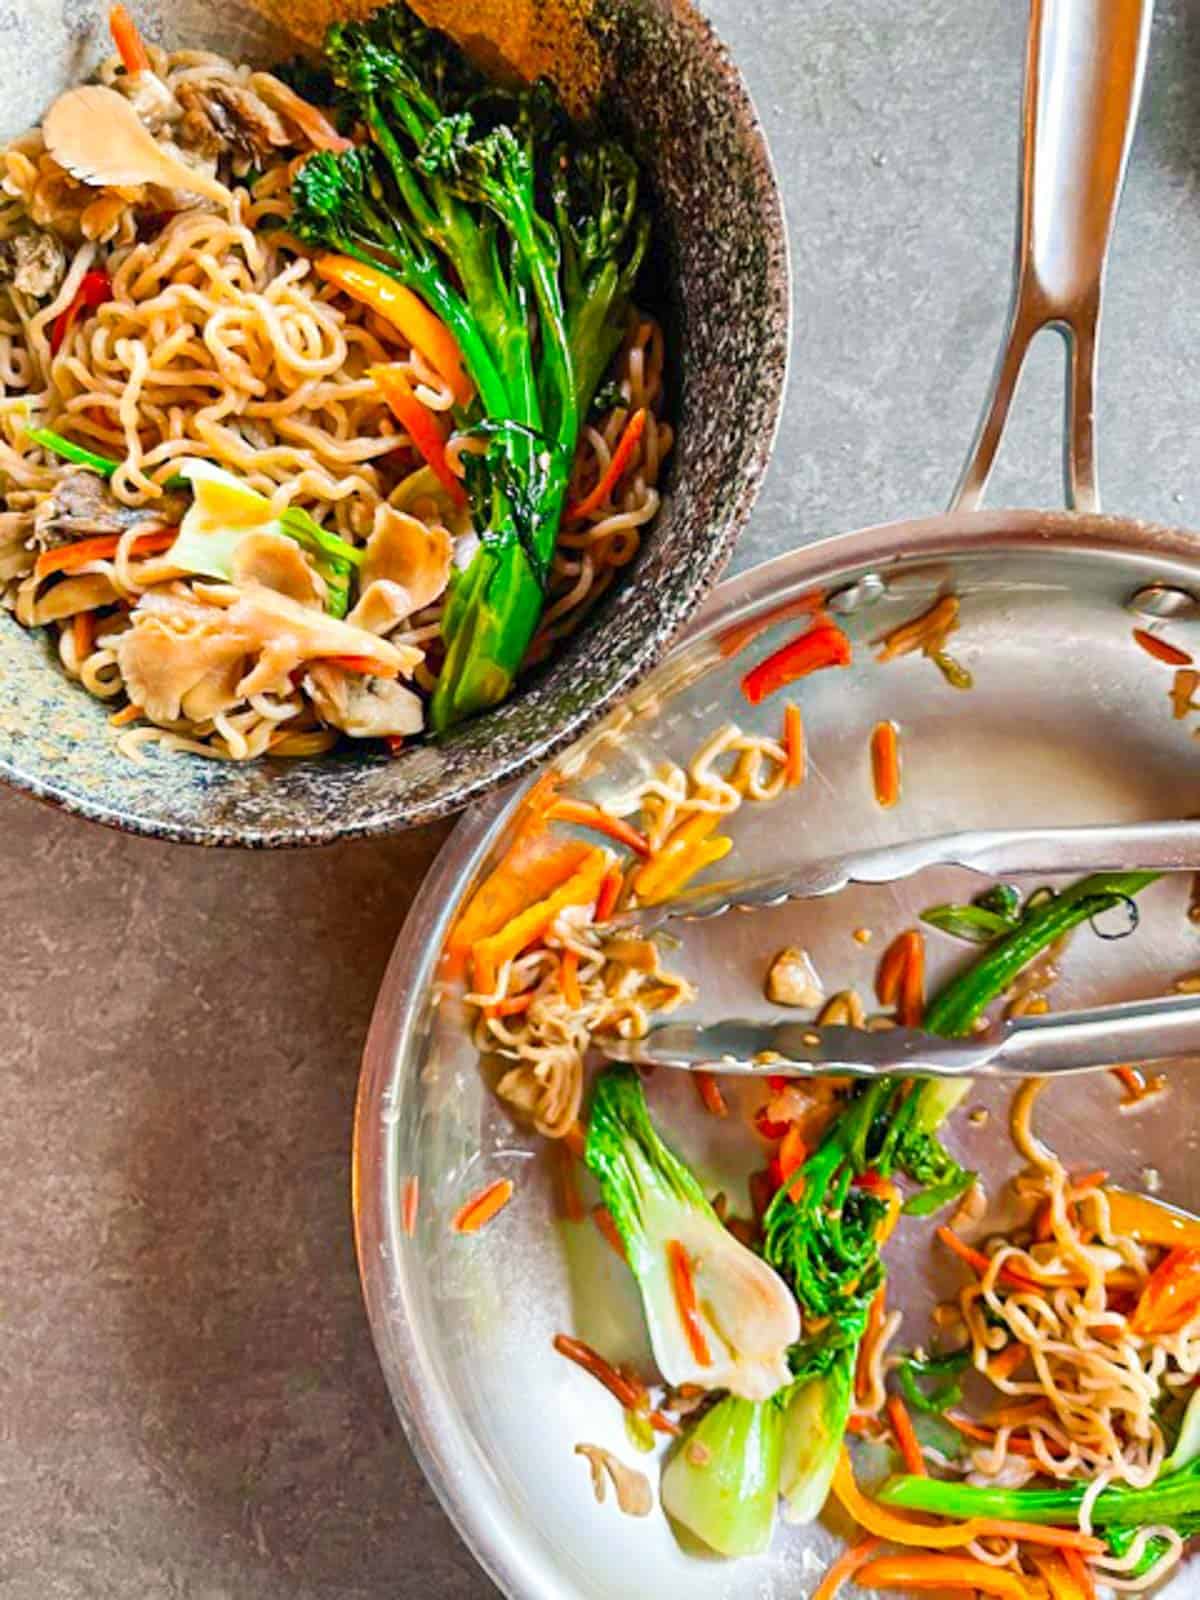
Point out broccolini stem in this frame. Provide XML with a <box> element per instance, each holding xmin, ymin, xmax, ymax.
<box><xmin>923</xmin><ymin>871</ymin><xmax>1160</xmax><ymax>1037</ymax></box>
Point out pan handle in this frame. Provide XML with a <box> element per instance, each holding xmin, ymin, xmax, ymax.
<box><xmin>950</xmin><ymin>0</ymin><xmax>1153</xmax><ymax>515</ymax></box>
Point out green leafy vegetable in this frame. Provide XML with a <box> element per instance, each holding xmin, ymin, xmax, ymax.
<box><xmin>292</xmin><ymin>3</ymin><xmax>649</xmax><ymax>728</ymax></box>
<box><xmin>893</xmin><ymin>1349</ymin><xmax>968</xmax><ymax>1414</ymax></box>
<box><xmin>660</xmin><ymin>1393</ymin><xmax>784</xmax><ymax>1557</ymax></box>
<box><xmin>584</xmin><ymin>1066</ymin><xmax>799</xmax><ymax>1401</ymax></box>
<box><xmin>878</xmin><ymin>1453</ymin><xmax>1200</xmax><ymax>1537</ymax></box>
<box><xmin>778</xmin><ymin>1350</ymin><xmax>855</xmax><ymax>1524</ymax></box>
<box><xmin>29</xmin><ymin>427</ymin><xmax>187</xmax><ymax>491</ymax></box>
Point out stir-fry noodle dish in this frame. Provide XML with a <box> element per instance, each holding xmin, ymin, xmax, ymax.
<box><xmin>0</xmin><ymin>3</ymin><xmax>668</xmax><ymax>762</ymax></box>
<box><xmin>438</xmin><ymin>601</ymin><xmax>1200</xmax><ymax>1598</ymax></box>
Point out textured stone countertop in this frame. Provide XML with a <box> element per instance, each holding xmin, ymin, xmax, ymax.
<box><xmin>4</xmin><ymin>1</ymin><xmax>1199</xmax><ymax>1596</ymax></box>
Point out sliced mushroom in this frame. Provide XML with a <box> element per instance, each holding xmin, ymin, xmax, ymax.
<box><xmin>29</xmin><ymin>572</ymin><xmax>121</xmax><ymax>624</ymax></box>
<box><xmin>0</xmin><ymin>228</ymin><xmax>67</xmax><ymax>300</ymax></box>
<box><xmin>174</xmin><ymin>79</ymin><xmax>291</xmax><ymax>165</ymax></box>
<box><xmin>229</xmin><ymin>530</ymin><xmax>325</xmax><ymax>609</ymax></box>
<box><xmin>34</xmin><ymin>469</ymin><xmax>183</xmax><ymax>544</ymax></box>
<box><xmin>304</xmin><ymin>662</ymin><xmax>425</xmax><ymax>739</ymax></box>
<box><xmin>348</xmin><ymin>505</ymin><xmax>454</xmax><ymax>629</ymax></box>
<box><xmin>118</xmin><ymin>614</ymin><xmax>249</xmax><ymax>724</ymax></box>
<box><xmin>765</xmin><ymin>946</ymin><xmax>825</xmax><ymax>1009</ymax></box>
<box><xmin>0</xmin><ymin>512</ymin><xmax>35</xmax><ymax>581</ymax></box>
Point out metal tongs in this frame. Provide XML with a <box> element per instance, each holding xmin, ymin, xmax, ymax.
<box><xmin>602</xmin><ymin>821</ymin><xmax>1200</xmax><ymax>1078</ymax></box>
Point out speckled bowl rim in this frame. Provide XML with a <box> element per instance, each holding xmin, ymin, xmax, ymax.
<box><xmin>0</xmin><ymin>9</ymin><xmax>791</xmax><ymax>850</ymax></box>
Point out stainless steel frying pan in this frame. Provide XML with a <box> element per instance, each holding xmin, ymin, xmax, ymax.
<box><xmin>354</xmin><ymin>3</ymin><xmax>1200</xmax><ymax>1596</ymax></box>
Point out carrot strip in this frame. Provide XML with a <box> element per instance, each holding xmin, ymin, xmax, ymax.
<box><xmin>369</xmin><ymin>364</ymin><xmax>467</xmax><ymax>505</ymax></box>
<box><xmin>72</xmin><ymin>608</ymin><xmax>97</xmax><ymax>662</ymax></box>
<box><xmin>451</xmin><ymin>1177</ymin><xmax>513</xmax><ymax>1235</ymax></box>
<box><xmin>563</xmin><ymin>1120</ymin><xmax>587</xmax><ymax>1159</ymax></box>
<box><xmin>937</xmin><ymin>1224</ymin><xmax>993</xmax><ymax>1278</ymax></box>
<box><xmin>886</xmin><ymin>1393</ymin><xmax>927</xmax><ymax>1476</ymax></box>
<box><xmin>556</xmin><ymin>1144</ymin><xmax>585</xmax><ymax>1223</ymax></box>
<box><xmin>487</xmin><ymin>991</ymin><xmax>534</xmax><ymax>1019</ymax></box>
<box><xmin>870</xmin><ymin>720</ymin><xmax>901</xmax><ymax>808</ymax></box>
<box><xmin>986</xmin><ymin>1399</ymin><xmax>1051</xmax><ymax>1429</ymax></box>
<box><xmin>593</xmin><ymin>866</ymin><xmax>624</xmax><ymax>923</ymax></box>
<box><xmin>321</xmin><ymin>653</ymin><xmax>399</xmax><ymax>677</ymax></box>
<box><xmin>108</xmin><ymin>702</ymin><xmax>144</xmax><ymax>727</ymax></box>
<box><xmin>400</xmin><ymin>1175</ymin><xmax>420</xmax><ymax>1238</ymax></box>
<box><xmin>109</xmin><ymin>4</ymin><xmax>151</xmax><ymax>74</ymax></box>
<box><xmin>553</xmin><ymin>1334</ymin><xmax>647</xmax><ymax>1411</ymax></box>
<box><xmin>987</xmin><ymin>1342</ymin><xmax>1028</xmax><ymax>1382</ymax></box>
<box><xmin>854</xmin><ymin>1554</ymin><xmax>1042</xmax><ymax>1598</ymax></box>
<box><xmin>667</xmin><ymin>1239</ymin><xmax>711</xmax><ymax>1366</ymax></box>
<box><xmin>1061</xmin><ymin>1547</ymin><xmax>1098</xmax><ymax>1600</ymax></box>
<box><xmin>899</xmin><ymin>930</ymin><xmax>925</xmax><ymax>1028</ymax></box>
<box><xmin>560</xmin><ymin>948</ymin><xmax>581</xmax><ymax>1010</ymax></box>
<box><xmin>693</xmin><ymin>1070</ymin><xmax>728</xmax><ymax>1118</ymax></box>
<box><xmin>471</xmin><ymin>848</ymin><xmax>608</xmax><ymax>987</ymax></box>
<box><xmin>649</xmin><ymin>1409</ymin><xmax>681</xmax><ymax>1437</ymax></box>
<box><xmin>783</xmin><ymin>701</ymin><xmax>806</xmax><ymax>786</ymax></box>
<box><xmin>778</xmin><ymin>1122</ymin><xmax>807</xmax><ymax>1184</ymax></box>
<box><xmin>566</xmin><ymin>408</ymin><xmax>647</xmax><ymax>522</ymax></box>
<box><xmin>811</xmin><ymin>1536</ymin><xmax>881</xmax><ymax>1600</ymax></box>
<box><xmin>34</xmin><ymin>527</ymin><xmax>175</xmax><ymax>581</ymax></box>
<box><xmin>855</xmin><ymin>1285</ymin><xmax>887</xmax><ymax>1403</ymax></box>
<box><xmin>717</xmin><ymin>590</ymin><xmax>826</xmax><ymax>659</ymax></box>
<box><xmin>591</xmin><ymin>1204</ymin><xmax>627</xmax><ymax>1262</ymax></box>
<box><xmin>547</xmin><ymin>798</ymin><xmax>651</xmax><ymax>857</ymax></box>
<box><xmin>1133</xmin><ymin>627</ymin><xmax>1193</xmax><ymax>667</ymax></box>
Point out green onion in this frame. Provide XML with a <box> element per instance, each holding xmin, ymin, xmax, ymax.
<box><xmin>29</xmin><ymin>428</ymin><xmax>188</xmax><ymax>491</ymax></box>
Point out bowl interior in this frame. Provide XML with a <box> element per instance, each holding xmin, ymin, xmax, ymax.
<box><xmin>0</xmin><ymin>0</ymin><xmax>787</xmax><ymax>845</ymax></box>
<box><xmin>357</xmin><ymin>512</ymin><xmax>1200</xmax><ymax>1599</ymax></box>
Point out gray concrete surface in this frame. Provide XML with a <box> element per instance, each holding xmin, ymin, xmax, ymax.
<box><xmin>3</xmin><ymin>1</ymin><xmax>1198</xmax><ymax>1595</ymax></box>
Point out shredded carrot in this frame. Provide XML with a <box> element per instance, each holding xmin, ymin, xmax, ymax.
<box><xmin>886</xmin><ymin>1393</ymin><xmax>927</xmax><ymax>1476</ymax></box>
<box><xmin>593</xmin><ymin>866</ymin><xmax>624</xmax><ymax>923</ymax></box>
<box><xmin>321</xmin><ymin>653</ymin><xmax>399</xmax><ymax>677</ymax></box>
<box><xmin>400</xmin><ymin>1175</ymin><xmax>420</xmax><ymax>1238</ymax></box>
<box><xmin>1172</xmin><ymin>667</ymin><xmax>1200</xmax><ymax>719</ymax></box>
<box><xmin>34</xmin><ymin>527</ymin><xmax>175</xmax><ymax>582</ymax></box>
<box><xmin>109</xmin><ymin>3</ymin><xmax>151</xmax><ymax>74</ymax></box>
<box><xmin>717</xmin><ymin>590</ymin><xmax>826</xmax><ymax>659</ymax></box>
<box><xmin>553</xmin><ymin>1333</ymin><xmax>647</xmax><ymax>1411</ymax></box>
<box><xmin>1110</xmin><ymin>1062</ymin><xmax>1166</xmax><ymax>1106</ymax></box>
<box><xmin>649</xmin><ymin>1409</ymin><xmax>681</xmax><ymax>1437</ymax></box>
<box><xmin>899</xmin><ymin>930</ymin><xmax>925</xmax><ymax>1027</ymax></box>
<box><xmin>693</xmin><ymin>1070</ymin><xmax>728</xmax><ymax>1118</ymax></box>
<box><xmin>783</xmin><ymin>701</ymin><xmax>806</xmax><ymax>786</ymax></box>
<box><xmin>108</xmin><ymin>702</ymin><xmax>144</xmax><ymax>727</ymax></box>
<box><xmin>1061</xmin><ymin>1547</ymin><xmax>1098</xmax><ymax>1600</ymax></box>
<box><xmin>987</xmin><ymin>1342</ymin><xmax>1028</xmax><ymax>1382</ymax></box>
<box><xmin>1133</xmin><ymin>627</ymin><xmax>1193</xmax><ymax>667</ymax></box>
<box><xmin>566</xmin><ymin>408</ymin><xmax>647</xmax><ymax>522</ymax></box>
<box><xmin>1029</xmin><ymin>1549</ymin><xmax>1093</xmax><ymax>1600</ymax></box>
<box><xmin>559</xmin><ymin>948</ymin><xmax>581</xmax><ymax>1010</ymax></box>
<box><xmin>811</xmin><ymin>1536</ymin><xmax>881</xmax><ymax>1600</ymax></box>
<box><xmin>875</xmin><ymin>594</ymin><xmax>960</xmax><ymax>662</ymax></box>
<box><xmin>72</xmin><ymin>609</ymin><xmax>96</xmax><ymax>662</ymax></box>
<box><xmin>667</xmin><ymin>1239</ymin><xmax>711</xmax><ymax>1366</ymax></box>
<box><xmin>370</xmin><ymin>363</ymin><xmax>468</xmax><ymax>505</ymax></box>
<box><xmin>986</xmin><ymin>1399</ymin><xmax>1051</xmax><ymax>1429</ymax></box>
<box><xmin>870</xmin><ymin>720</ymin><xmax>901</xmax><ymax>808</ymax></box>
<box><xmin>562</xmin><ymin>1120</ymin><xmax>587</xmax><ymax>1160</ymax></box>
<box><xmin>1070</xmin><ymin>1169</ymin><xmax>1108</xmax><ymax>1193</ymax></box>
<box><xmin>591</xmin><ymin>1204</ymin><xmax>627</xmax><ymax>1262</ymax></box>
<box><xmin>547</xmin><ymin>797</ymin><xmax>650</xmax><ymax>857</ymax></box>
<box><xmin>451</xmin><ymin>1177</ymin><xmax>514</xmax><ymax>1235</ymax></box>
<box><xmin>778</xmin><ymin>1122</ymin><xmax>807</xmax><ymax>1184</ymax></box>
<box><xmin>945</xmin><ymin>1413</ymin><xmax>995</xmax><ymax>1444</ymax></box>
<box><xmin>446</xmin><ymin>814</ymin><xmax>588</xmax><ymax>972</ymax></box>
<box><xmin>555</xmin><ymin>1144</ymin><xmax>585</xmax><ymax>1223</ymax></box>
<box><xmin>937</xmin><ymin>1224</ymin><xmax>994</xmax><ymax>1278</ymax></box>
<box><xmin>854</xmin><ymin>1554</ymin><xmax>1042</xmax><ymax>1598</ymax></box>
<box><xmin>876</xmin><ymin>931</ymin><xmax>910</xmax><ymax>1007</ymax></box>
<box><xmin>487</xmin><ymin>990</ymin><xmax>534</xmax><ymax>1020</ymax></box>
<box><xmin>631</xmin><ymin>807</ymin><xmax>732</xmax><ymax>904</ymax></box>
<box><xmin>856</xmin><ymin>1285</ymin><xmax>887</xmax><ymax>1403</ymax></box>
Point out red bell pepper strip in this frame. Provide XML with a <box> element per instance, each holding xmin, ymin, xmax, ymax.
<box><xmin>51</xmin><ymin>270</ymin><xmax>113</xmax><ymax>356</ymax></box>
<box><xmin>740</xmin><ymin>619</ymin><xmax>852</xmax><ymax>705</ymax></box>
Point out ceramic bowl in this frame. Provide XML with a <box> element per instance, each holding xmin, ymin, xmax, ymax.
<box><xmin>1</xmin><ymin>0</ymin><xmax>788</xmax><ymax>845</ymax></box>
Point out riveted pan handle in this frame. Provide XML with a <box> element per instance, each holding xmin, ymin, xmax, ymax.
<box><xmin>951</xmin><ymin>0</ymin><xmax>1153</xmax><ymax>514</ymax></box>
